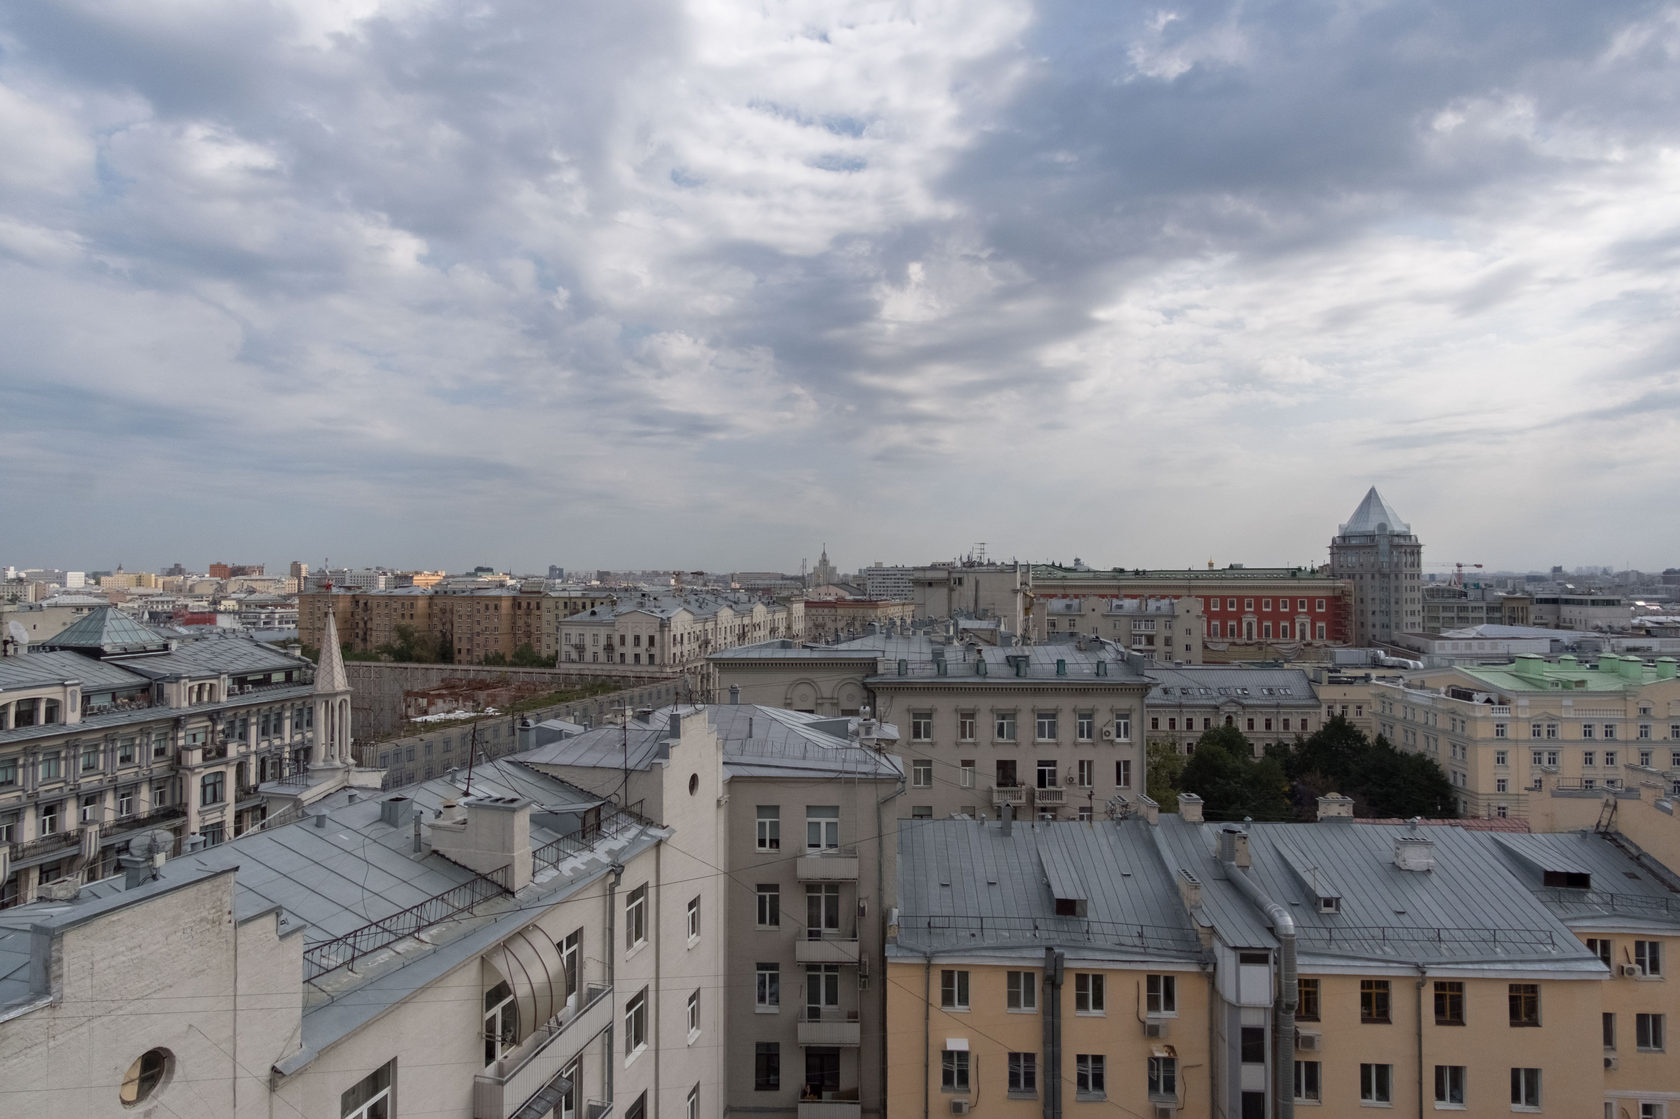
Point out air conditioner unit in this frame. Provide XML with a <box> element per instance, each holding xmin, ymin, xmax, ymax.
<box><xmin>1102</xmin><ymin>727</ymin><xmax>1116</xmax><ymax>741</ymax></box>
<box><xmin>1604</xmin><ymin>1055</ymin><xmax>1618</xmax><ymax>1070</ymax></box>
<box><xmin>1144</xmin><ymin>1020</ymin><xmax>1168</xmax><ymax>1039</ymax></box>
<box><xmin>1295</xmin><ymin>1030</ymin><xmax>1321</xmax><ymax>1051</ymax></box>
<box><xmin>950</xmin><ymin>1100</ymin><xmax>970</xmax><ymax>1116</ymax></box>
<box><xmin>1619</xmin><ymin>964</ymin><xmax>1642</xmax><ymax>977</ymax></box>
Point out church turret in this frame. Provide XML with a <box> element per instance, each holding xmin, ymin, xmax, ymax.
<box><xmin>312</xmin><ymin>610</ymin><xmax>352</xmax><ymax>767</ymax></box>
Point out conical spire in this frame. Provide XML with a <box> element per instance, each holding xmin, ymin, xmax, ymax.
<box><xmin>1340</xmin><ymin>486</ymin><xmax>1409</xmax><ymax>536</ymax></box>
<box><xmin>314</xmin><ymin>609</ymin><xmax>350</xmax><ymax>694</ymax></box>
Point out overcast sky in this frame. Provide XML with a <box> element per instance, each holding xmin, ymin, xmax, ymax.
<box><xmin>4</xmin><ymin>1</ymin><xmax>1678</xmax><ymax>576</ymax></box>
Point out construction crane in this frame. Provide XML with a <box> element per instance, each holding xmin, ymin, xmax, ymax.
<box><xmin>1425</xmin><ymin>562</ymin><xmax>1485</xmax><ymax>587</ymax></box>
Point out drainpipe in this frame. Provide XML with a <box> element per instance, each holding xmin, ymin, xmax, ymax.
<box><xmin>1043</xmin><ymin>947</ymin><xmax>1064</xmax><ymax>1119</ymax></box>
<box><xmin>923</xmin><ymin>957</ymin><xmax>932</xmax><ymax>1119</ymax></box>
<box><xmin>605</xmin><ymin>862</ymin><xmax>623</xmax><ymax>1107</ymax></box>
<box><xmin>1221</xmin><ymin>856</ymin><xmax>1296</xmax><ymax>1119</ymax></box>
<box><xmin>1415</xmin><ymin>966</ymin><xmax>1427</xmax><ymax>1119</ymax></box>
<box><xmin>877</xmin><ymin>776</ymin><xmax>906</xmax><ymax>1119</ymax></box>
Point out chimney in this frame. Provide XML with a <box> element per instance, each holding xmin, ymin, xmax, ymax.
<box><xmin>380</xmin><ymin>795</ymin><xmax>413</xmax><ymax>829</ymax></box>
<box><xmin>1176</xmin><ymin>868</ymin><xmax>1203</xmax><ymax>911</ymax></box>
<box><xmin>428</xmin><ymin>795</ymin><xmax>533</xmax><ymax>891</ymax></box>
<box><xmin>1316</xmin><ymin>793</ymin><xmax>1355</xmax><ymax>821</ymax></box>
<box><xmin>1136</xmin><ymin>794</ymin><xmax>1160</xmax><ymax>826</ymax></box>
<box><xmin>667</xmin><ymin>712</ymin><xmax>682</xmax><ymax>740</ymax></box>
<box><xmin>728</xmin><ymin>685</ymin><xmax>740</xmax><ymax>705</ymax></box>
<box><xmin>1176</xmin><ymin>792</ymin><xmax>1204</xmax><ymax>823</ymax></box>
<box><xmin>1394</xmin><ymin>830</ymin><xmax>1435</xmax><ymax>873</ymax></box>
<box><xmin>1216</xmin><ymin>826</ymin><xmax>1251</xmax><ymax>868</ymax></box>
<box><xmin>1000</xmin><ymin>802</ymin><xmax>1013</xmax><ymax>837</ymax></box>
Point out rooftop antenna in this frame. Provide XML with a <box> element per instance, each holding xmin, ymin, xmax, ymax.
<box><xmin>463</xmin><ymin>719</ymin><xmax>479</xmax><ymax>797</ymax></box>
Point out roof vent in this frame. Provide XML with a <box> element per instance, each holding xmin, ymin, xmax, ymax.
<box><xmin>380</xmin><ymin>795</ymin><xmax>412</xmax><ymax>829</ymax></box>
<box><xmin>1216</xmin><ymin>826</ymin><xmax>1251</xmax><ymax>868</ymax></box>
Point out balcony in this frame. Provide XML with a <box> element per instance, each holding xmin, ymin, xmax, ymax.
<box><xmin>992</xmin><ymin>785</ymin><xmax>1027</xmax><ymax>807</ymax></box>
<box><xmin>472</xmin><ymin>984</ymin><xmax>613</xmax><ymax>1119</ymax></box>
<box><xmin>798</xmin><ymin>1008</ymin><xmax>861</xmax><ymax>1047</ymax></box>
<box><xmin>585</xmin><ymin>1102</ymin><xmax>612</xmax><ymax>1119</ymax></box>
<box><xmin>796</xmin><ymin>929</ymin><xmax>860</xmax><ymax>965</ymax></box>
<box><xmin>9</xmin><ymin>830</ymin><xmax>79</xmax><ymax>864</ymax></box>
<box><xmin>796</xmin><ymin>848</ymin><xmax>859</xmax><ymax>881</ymax></box>
<box><xmin>799</xmin><ymin>1095</ymin><xmax>862</xmax><ymax>1119</ymax></box>
<box><xmin>1033</xmin><ymin>786</ymin><xmax>1067</xmax><ymax>807</ymax></box>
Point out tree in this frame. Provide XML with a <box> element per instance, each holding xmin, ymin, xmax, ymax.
<box><xmin>510</xmin><ymin>643</ymin><xmax>549</xmax><ymax>668</ymax></box>
<box><xmin>1147</xmin><ymin>740</ymin><xmax>1185</xmax><ymax>806</ymax></box>
<box><xmin>1179</xmin><ymin>725</ymin><xmax>1292</xmax><ymax>821</ymax></box>
<box><xmin>1276</xmin><ymin>717</ymin><xmax>1456</xmax><ymax>820</ymax></box>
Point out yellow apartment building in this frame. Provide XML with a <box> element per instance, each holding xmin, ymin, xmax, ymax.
<box><xmin>888</xmin><ymin>795</ymin><xmax>1680</xmax><ymax>1118</ymax></box>
<box><xmin>1375</xmin><ymin>653</ymin><xmax>1680</xmax><ymax>820</ymax></box>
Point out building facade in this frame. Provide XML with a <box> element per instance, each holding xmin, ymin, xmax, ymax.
<box><xmin>1329</xmin><ymin>487</ymin><xmax>1423</xmax><ymax>647</ymax></box>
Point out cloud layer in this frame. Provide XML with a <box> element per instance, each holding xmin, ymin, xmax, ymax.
<box><xmin>3</xmin><ymin>0</ymin><xmax>1678</xmax><ymax>573</ymax></box>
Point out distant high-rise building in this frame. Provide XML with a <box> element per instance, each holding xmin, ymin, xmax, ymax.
<box><xmin>1329</xmin><ymin>487</ymin><xmax>1422</xmax><ymax>647</ymax></box>
<box><xmin>547</xmin><ymin>565</ymin><xmax>565</xmax><ymax>581</ymax></box>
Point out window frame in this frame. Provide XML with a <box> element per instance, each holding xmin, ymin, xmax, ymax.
<box><xmin>1361</xmin><ymin>979</ymin><xmax>1391</xmax><ymax>1024</ymax></box>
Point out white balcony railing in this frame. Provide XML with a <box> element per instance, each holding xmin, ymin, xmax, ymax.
<box><xmin>473</xmin><ymin>984</ymin><xmax>613</xmax><ymax>1119</ymax></box>
<box><xmin>795</xmin><ymin>930</ymin><xmax>860</xmax><ymax>965</ymax></box>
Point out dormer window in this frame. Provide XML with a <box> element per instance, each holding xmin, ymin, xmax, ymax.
<box><xmin>1318</xmin><ymin>897</ymin><xmax>1340</xmax><ymax>915</ymax></box>
<box><xmin>1541</xmin><ymin>871</ymin><xmax>1591</xmax><ymax>890</ymax></box>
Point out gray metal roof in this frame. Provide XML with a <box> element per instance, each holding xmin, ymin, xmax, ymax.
<box><xmin>107</xmin><ymin>633</ymin><xmax>310</xmax><ymax>680</ymax></box>
<box><xmin>1339</xmin><ymin>486</ymin><xmax>1412</xmax><ymax>536</ymax></box>
<box><xmin>1144</xmin><ymin>665</ymin><xmax>1319</xmax><ymax>706</ymax></box>
<box><xmin>0</xmin><ymin>650</ymin><xmax>149</xmax><ymax>694</ymax></box>
<box><xmin>38</xmin><ymin>607</ymin><xmax>170</xmax><ymax>655</ymax></box>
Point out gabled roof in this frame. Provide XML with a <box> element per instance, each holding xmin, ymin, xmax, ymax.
<box><xmin>1339</xmin><ymin>486</ymin><xmax>1410</xmax><ymax>536</ymax></box>
<box><xmin>39</xmin><ymin>606</ymin><xmax>170</xmax><ymax>656</ymax></box>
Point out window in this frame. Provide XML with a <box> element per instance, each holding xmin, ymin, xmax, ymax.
<box><xmin>1586</xmin><ymin>937</ymin><xmax>1613</xmax><ymax>968</ymax></box>
<box><xmin>1076</xmin><ymin>1054</ymin><xmax>1105</xmax><ymax>1097</ymax></box>
<box><xmin>686</xmin><ymin>896</ymin><xmax>701</xmax><ymax>941</ymax></box>
<box><xmin>1115</xmin><ymin>715</ymin><xmax>1131</xmax><ymax>741</ymax></box>
<box><xmin>1077</xmin><ymin>712</ymin><xmax>1094</xmax><ymax>741</ymax></box>
<box><xmin>911</xmin><ymin>806</ymin><xmax>932</xmax><ymax>819</ymax></box>
<box><xmin>1494</xmin><ymin>723</ymin><xmax>1507</xmax><ymax>739</ymax></box>
<box><xmin>1074</xmin><ymin>972</ymin><xmax>1104</xmax><ymax>1013</ymax></box>
<box><xmin>40</xmin><ymin>801</ymin><xmax>61</xmax><ymax>835</ymax></box>
<box><xmin>1637</xmin><ymin>1012</ymin><xmax>1667</xmax><ymax>1051</ymax></box>
<box><xmin>340</xmin><ymin>1059</ymin><xmax>394</xmax><ymax>1119</ymax></box>
<box><xmin>39</xmin><ymin>754</ymin><xmax>62</xmax><ymax>781</ymax></box>
<box><xmin>1036</xmin><ymin>711</ymin><xmax>1058</xmax><ymax>740</ymax></box>
<box><xmin>958</xmin><ymin>712</ymin><xmax>976</xmax><ymax>741</ymax></box>
<box><xmin>624</xmin><ymin>988</ymin><xmax>647</xmax><ymax>1057</ymax></box>
<box><xmin>960</xmin><ymin>760</ymin><xmax>975</xmax><ymax>788</ymax></box>
<box><xmin>1007</xmin><ymin>1051</ymin><xmax>1037</xmax><ymax>1095</ymax></box>
<box><xmin>1635</xmin><ymin>939</ymin><xmax>1663</xmax><ymax>976</ymax></box>
<box><xmin>807</xmin><ymin>883</ymin><xmax>841</xmax><ymax>931</ymax></box>
<box><xmin>754</xmin><ymin>1043</ymin><xmax>780</xmax><ymax>1090</ymax></box>
<box><xmin>200</xmin><ymin>772</ymin><xmax>226</xmax><ymax>805</ymax></box>
<box><xmin>756</xmin><ymin>805</ymin><xmax>780</xmax><ymax>850</ymax></box>
<box><xmin>1361</xmin><ymin>1063</ymin><xmax>1393</xmax><ymax>1104</ymax></box>
<box><xmin>120</xmin><ymin>1048</ymin><xmax>172</xmax><ymax>1108</ymax></box>
<box><xmin>1434</xmin><ymin>1065</ymin><xmax>1466</xmax><ymax>1106</ymax></box>
<box><xmin>1076</xmin><ymin>759</ymin><xmax>1094</xmax><ymax>787</ymax></box>
<box><xmin>1147</xmin><ymin>974</ymin><xmax>1176</xmax><ymax>1015</ymax></box>
<box><xmin>117</xmin><ymin>788</ymin><xmax>135</xmax><ymax>818</ymax></box>
<box><xmin>1606</xmin><ymin>724</ymin><xmax>1618</xmax><ymax>740</ymax></box>
<box><xmin>757</xmin><ymin>884</ymin><xmax>780</xmax><ymax>927</ymax></box>
<box><xmin>911</xmin><ymin>712</ymin><xmax>932</xmax><ymax>741</ymax></box>
<box><xmin>560</xmin><ymin>930</ymin><xmax>581</xmax><ymax>1002</ymax></box>
<box><xmin>484</xmin><ymin>981</ymin><xmax>518</xmax><ymax>1065</ymax></box>
<box><xmin>756</xmin><ymin>963</ymin><xmax>780</xmax><ymax>1008</ymax></box>
<box><xmin>1434</xmin><ymin>981</ymin><xmax>1465</xmax><ymax>1025</ymax></box>
<box><xmin>1605</xmin><ymin>1012</ymin><xmax>1617</xmax><ymax>1050</ymax></box>
<box><xmin>1361</xmin><ymin>979</ymin><xmax>1391</xmax><ymax>1023</ymax></box>
<box><xmin>686</xmin><ymin>1085</ymin><xmax>699</xmax><ymax>1119</ymax></box>
<box><xmin>940</xmin><ymin>969</ymin><xmax>970</xmax><ymax>1010</ymax></box>
<box><xmin>1294</xmin><ymin>1060</ymin><xmax>1321</xmax><ymax>1102</ymax></box>
<box><xmin>1584</xmin><ymin>750</ymin><xmax>1596</xmax><ymax>767</ymax></box>
<box><xmin>1510</xmin><ymin>1067</ymin><xmax>1540</xmax><ymax>1110</ymax></box>
<box><xmin>1005</xmin><ymin>969</ymin><xmax>1037</xmax><ymax>1010</ymax></box>
<box><xmin>941</xmin><ymin>1049</ymin><xmax>970</xmax><ymax>1092</ymax></box>
<box><xmin>687</xmin><ymin>989</ymin><xmax>701</xmax><ymax>1038</ymax></box>
<box><xmin>1297</xmin><ymin>977</ymin><xmax>1321</xmax><ymax>1021</ymax></box>
<box><xmin>1508</xmin><ymin>983</ymin><xmax>1539</xmax><ymax>1026</ymax></box>
<box><xmin>80</xmin><ymin>746</ymin><xmax>100</xmax><ymax>772</ymax></box>
<box><xmin>1495</xmin><ymin>749</ymin><xmax>1507</xmax><ymax>766</ymax></box>
<box><xmin>806</xmin><ymin>806</ymin><xmax>839</xmax><ymax>850</ymax></box>
<box><xmin>1116</xmin><ymin>759</ymin><xmax>1132</xmax><ymax>788</ymax></box>
<box><xmin>912</xmin><ymin>759</ymin><xmax>932</xmax><ymax>787</ymax></box>
<box><xmin>1147</xmin><ymin>1054</ymin><xmax>1175</xmax><ymax>1101</ymax></box>
<box><xmin>1584</xmin><ymin>723</ymin><xmax>1596</xmax><ymax>739</ymax></box>
<box><xmin>0</xmin><ymin>758</ymin><xmax>14</xmax><ymax>787</ymax></box>
<box><xmin>1606</xmin><ymin>751</ymin><xmax>1617</xmax><ymax>767</ymax></box>
<box><xmin>995</xmin><ymin>711</ymin><xmax>1017</xmax><ymax>741</ymax></box>
<box><xmin>1546</xmin><ymin>750</ymin><xmax>1559</xmax><ymax>767</ymax></box>
<box><xmin>626</xmin><ymin>884</ymin><xmax>647</xmax><ymax>950</ymax></box>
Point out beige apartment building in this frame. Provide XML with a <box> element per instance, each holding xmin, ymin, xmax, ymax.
<box><xmin>560</xmin><ymin>592</ymin><xmax>803</xmax><ymax>675</ymax></box>
<box><xmin>1141</xmin><ymin>665</ymin><xmax>1324</xmax><ymax>754</ymax></box>
<box><xmin>888</xmin><ymin>802</ymin><xmax>1680</xmax><ymax>1119</ymax></box>
<box><xmin>0</xmin><ymin>607</ymin><xmax>350</xmax><ymax>907</ymax></box>
<box><xmin>0</xmin><ymin>759</ymin><xmax>717</xmax><ymax>1119</ymax></box>
<box><xmin>516</xmin><ymin>702</ymin><xmax>903</xmax><ymax>1119</ymax></box>
<box><xmin>714</xmin><ymin>637</ymin><xmax>1154</xmax><ymax>822</ymax></box>
<box><xmin>1376</xmin><ymin>653</ymin><xmax>1680</xmax><ymax>820</ymax></box>
<box><xmin>803</xmin><ymin>598</ymin><xmax>917</xmax><ymax>643</ymax></box>
<box><xmin>299</xmin><ymin>585</ymin><xmax>620</xmax><ymax>665</ymax></box>
<box><xmin>1039</xmin><ymin>594</ymin><xmax>1205</xmax><ymax>663</ymax></box>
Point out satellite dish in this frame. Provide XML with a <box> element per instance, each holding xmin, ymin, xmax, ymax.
<box><xmin>127</xmin><ymin>829</ymin><xmax>174</xmax><ymax>862</ymax></box>
<box><xmin>6</xmin><ymin>621</ymin><xmax>27</xmax><ymax>651</ymax></box>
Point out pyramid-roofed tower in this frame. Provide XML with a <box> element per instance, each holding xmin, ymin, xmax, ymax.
<box><xmin>39</xmin><ymin>606</ymin><xmax>170</xmax><ymax>657</ymax></box>
<box><xmin>1329</xmin><ymin>487</ymin><xmax>1422</xmax><ymax>647</ymax></box>
<box><xmin>313</xmin><ymin>609</ymin><xmax>350</xmax><ymax>695</ymax></box>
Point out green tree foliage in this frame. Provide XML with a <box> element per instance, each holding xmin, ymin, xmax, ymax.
<box><xmin>509</xmin><ymin>643</ymin><xmax>549</xmax><ymax>667</ymax></box>
<box><xmin>1277</xmin><ymin>715</ymin><xmax>1457</xmax><ymax>819</ymax></box>
<box><xmin>1179</xmin><ymin>725</ymin><xmax>1292</xmax><ymax>821</ymax></box>
<box><xmin>1146</xmin><ymin>740</ymin><xmax>1185</xmax><ymax>806</ymax></box>
<box><xmin>376</xmin><ymin>623</ymin><xmax>442</xmax><ymax>664</ymax></box>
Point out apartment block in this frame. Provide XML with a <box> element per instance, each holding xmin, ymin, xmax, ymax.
<box><xmin>515</xmin><ymin>703</ymin><xmax>903</xmax><ymax>1119</ymax></box>
<box><xmin>0</xmin><ymin>760</ymin><xmax>715</xmax><ymax>1119</ymax></box>
<box><xmin>804</xmin><ymin>598</ymin><xmax>917</xmax><ymax>643</ymax></box>
<box><xmin>887</xmin><ymin>803</ymin><xmax>1680</xmax><ymax>1118</ymax></box>
<box><xmin>560</xmin><ymin>592</ymin><xmax>803</xmax><ymax>672</ymax></box>
<box><xmin>1039</xmin><ymin>594</ymin><xmax>1205</xmax><ymax>663</ymax></box>
<box><xmin>1329</xmin><ymin>486</ymin><xmax>1423</xmax><ymax>647</ymax></box>
<box><xmin>1376</xmin><ymin>653</ymin><xmax>1680</xmax><ymax>819</ymax></box>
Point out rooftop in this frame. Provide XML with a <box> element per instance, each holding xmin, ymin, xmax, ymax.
<box><xmin>1337</xmin><ymin>486</ymin><xmax>1413</xmax><ymax>538</ymax></box>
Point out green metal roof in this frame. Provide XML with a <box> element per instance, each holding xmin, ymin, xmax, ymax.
<box><xmin>1462</xmin><ymin>653</ymin><xmax>1679</xmax><ymax>693</ymax></box>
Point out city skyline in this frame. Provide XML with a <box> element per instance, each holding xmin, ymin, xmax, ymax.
<box><xmin>5</xmin><ymin>3</ymin><xmax>1679</xmax><ymax>570</ymax></box>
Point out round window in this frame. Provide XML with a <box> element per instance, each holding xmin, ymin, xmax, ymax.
<box><xmin>120</xmin><ymin>1048</ymin><xmax>171</xmax><ymax>1107</ymax></box>
<box><xmin>688</xmin><ymin>774</ymin><xmax>699</xmax><ymax>795</ymax></box>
